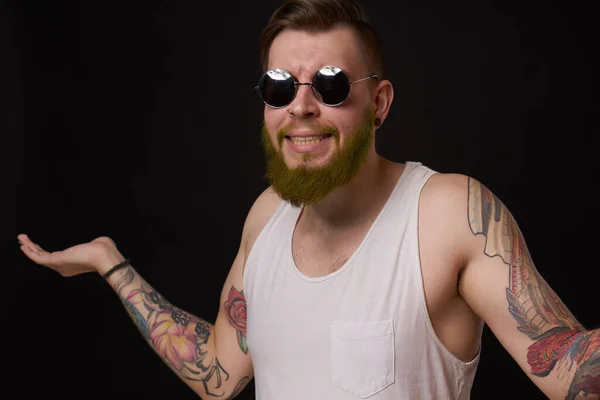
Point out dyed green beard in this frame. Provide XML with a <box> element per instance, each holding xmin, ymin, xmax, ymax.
<box><xmin>261</xmin><ymin>110</ymin><xmax>375</xmax><ymax>207</ymax></box>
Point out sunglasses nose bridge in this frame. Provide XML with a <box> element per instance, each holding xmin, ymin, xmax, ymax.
<box><xmin>288</xmin><ymin>81</ymin><xmax>321</xmax><ymax>116</ymax></box>
<box><xmin>297</xmin><ymin>81</ymin><xmax>315</xmax><ymax>97</ymax></box>
<box><xmin>293</xmin><ymin>81</ymin><xmax>316</xmax><ymax>99</ymax></box>
<box><xmin>296</xmin><ymin>82</ymin><xmax>312</xmax><ymax>90</ymax></box>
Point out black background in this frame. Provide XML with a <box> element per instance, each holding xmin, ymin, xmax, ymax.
<box><xmin>3</xmin><ymin>0</ymin><xmax>598</xmax><ymax>399</ymax></box>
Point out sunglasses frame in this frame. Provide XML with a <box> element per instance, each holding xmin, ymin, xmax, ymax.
<box><xmin>255</xmin><ymin>66</ymin><xmax>379</xmax><ymax>109</ymax></box>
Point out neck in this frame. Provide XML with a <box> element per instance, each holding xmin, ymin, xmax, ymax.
<box><xmin>300</xmin><ymin>152</ymin><xmax>403</xmax><ymax>229</ymax></box>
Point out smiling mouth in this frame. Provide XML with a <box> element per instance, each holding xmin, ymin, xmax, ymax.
<box><xmin>286</xmin><ymin>134</ymin><xmax>333</xmax><ymax>145</ymax></box>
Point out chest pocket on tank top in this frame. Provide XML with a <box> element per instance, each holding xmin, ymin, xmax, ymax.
<box><xmin>330</xmin><ymin>320</ymin><xmax>395</xmax><ymax>398</ymax></box>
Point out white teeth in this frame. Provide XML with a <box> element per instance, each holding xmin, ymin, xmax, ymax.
<box><xmin>290</xmin><ymin>135</ymin><xmax>326</xmax><ymax>145</ymax></box>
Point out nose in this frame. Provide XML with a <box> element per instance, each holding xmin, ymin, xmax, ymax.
<box><xmin>288</xmin><ymin>83</ymin><xmax>320</xmax><ymax>118</ymax></box>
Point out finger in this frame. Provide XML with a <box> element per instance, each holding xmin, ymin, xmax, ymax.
<box><xmin>17</xmin><ymin>233</ymin><xmax>29</xmax><ymax>246</ymax></box>
<box><xmin>17</xmin><ymin>234</ymin><xmax>35</xmax><ymax>247</ymax></box>
<box><xmin>17</xmin><ymin>234</ymin><xmax>47</xmax><ymax>253</ymax></box>
<box><xmin>30</xmin><ymin>241</ymin><xmax>47</xmax><ymax>253</ymax></box>
<box><xmin>22</xmin><ymin>242</ymin><xmax>63</xmax><ymax>264</ymax></box>
<box><xmin>20</xmin><ymin>244</ymin><xmax>52</xmax><ymax>265</ymax></box>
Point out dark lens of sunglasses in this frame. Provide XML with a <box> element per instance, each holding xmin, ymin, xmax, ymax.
<box><xmin>311</xmin><ymin>66</ymin><xmax>351</xmax><ymax>106</ymax></box>
<box><xmin>258</xmin><ymin>69</ymin><xmax>296</xmax><ymax>108</ymax></box>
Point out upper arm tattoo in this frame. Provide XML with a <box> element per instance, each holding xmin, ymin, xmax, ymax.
<box><xmin>467</xmin><ymin>178</ymin><xmax>599</xmax><ymax>399</ymax></box>
<box><xmin>225</xmin><ymin>286</ymin><xmax>248</xmax><ymax>354</ymax></box>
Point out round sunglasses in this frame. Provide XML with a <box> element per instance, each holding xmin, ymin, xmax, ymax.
<box><xmin>255</xmin><ymin>65</ymin><xmax>378</xmax><ymax>109</ymax></box>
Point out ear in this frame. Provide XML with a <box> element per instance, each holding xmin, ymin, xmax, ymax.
<box><xmin>373</xmin><ymin>79</ymin><xmax>394</xmax><ymax>128</ymax></box>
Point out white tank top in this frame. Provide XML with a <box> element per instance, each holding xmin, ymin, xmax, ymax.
<box><xmin>243</xmin><ymin>161</ymin><xmax>481</xmax><ymax>400</ymax></box>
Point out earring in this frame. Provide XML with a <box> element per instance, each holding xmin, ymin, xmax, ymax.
<box><xmin>374</xmin><ymin>117</ymin><xmax>382</xmax><ymax>128</ymax></box>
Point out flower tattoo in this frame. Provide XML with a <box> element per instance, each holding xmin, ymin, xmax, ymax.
<box><xmin>225</xmin><ymin>286</ymin><xmax>248</xmax><ymax>354</ymax></box>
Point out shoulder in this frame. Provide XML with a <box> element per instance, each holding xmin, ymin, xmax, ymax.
<box><xmin>420</xmin><ymin>171</ymin><xmax>471</xmax><ymax>213</ymax></box>
<box><xmin>420</xmin><ymin>171</ymin><xmax>494</xmax><ymax>211</ymax></box>
<box><xmin>418</xmin><ymin>172</ymin><xmax>492</xmax><ymax>264</ymax></box>
<box><xmin>240</xmin><ymin>185</ymin><xmax>283</xmax><ymax>255</ymax></box>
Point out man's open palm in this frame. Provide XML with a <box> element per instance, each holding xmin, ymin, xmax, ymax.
<box><xmin>17</xmin><ymin>234</ymin><xmax>121</xmax><ymax>277</ymax></box>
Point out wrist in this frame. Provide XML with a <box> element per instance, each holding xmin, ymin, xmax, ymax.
<box><xmin>96</xmin><ymin>250</ymin><xmax>127</xmax><ymax>276</ymax></box>
<box><xmin>102</xmin><ymin>258</ymin><xmax>131</xmax><ymax>280</ymax></box>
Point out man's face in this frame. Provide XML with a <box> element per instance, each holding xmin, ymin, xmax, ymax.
<box><xmin>261</xmin><ymin>27</ymin><xmax>377</xmax><ymax>206</ymax></box>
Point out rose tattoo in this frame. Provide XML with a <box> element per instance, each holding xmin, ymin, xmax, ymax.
<box><xmin>225</xmin><ymin>286</ymin><xmax>248</xmax><ymax>354</ymax></box>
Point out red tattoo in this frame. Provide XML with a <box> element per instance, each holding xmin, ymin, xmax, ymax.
<box><xmin>225</xmin><ymin>286</ymin><xmax>248</xmax><ymax>354</ymax></box>
<box><xmin>468</xmin><ymin>178</ymin><xmax>600</xmax><ymax>398</ymax></box>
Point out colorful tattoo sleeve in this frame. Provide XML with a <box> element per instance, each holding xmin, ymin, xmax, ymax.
<box><xmin>112</xmin><ymin>268</ymin><xmax>249</xmax><ymax>398</ymax></box>
<box><xmin>467</xmin><ymin>178</ymin><xmax>599</xmax><ymax>399</ymax></box>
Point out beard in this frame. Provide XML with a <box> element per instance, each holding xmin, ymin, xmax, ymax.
<box><xmin>261</xmin><ymin>109</ymin><xmax>375</xmax><ymax>207</ymax></box>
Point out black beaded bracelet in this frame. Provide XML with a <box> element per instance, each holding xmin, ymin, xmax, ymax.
<box><xmin>102</xmin><ymin>258</ymin><xmax>131</xmax><ymax>280</ymax></box>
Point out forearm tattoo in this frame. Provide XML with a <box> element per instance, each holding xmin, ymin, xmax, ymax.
<box><xmin>226</xmin><ymin>376</ymin><xmax>251</xmax><ymax>400</ymax></box>
<box><xmin>112</xmin><ymin>268</ymin><xmax>246</xmax><ymax>398</ymax></box>
<box><xmin>468</xmin><ymin>178</ymin><xmax>599</xmax><ymax>399</ymax></box>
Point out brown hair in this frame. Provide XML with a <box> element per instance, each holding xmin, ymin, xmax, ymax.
<box><xmin>259</xmin><ymin>0</ymin><xmax>385</xmax><ymax>78</ymax></box>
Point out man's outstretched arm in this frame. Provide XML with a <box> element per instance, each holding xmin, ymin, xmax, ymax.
<box><xmin>424</xmin><ymin>174</ymin><xmax>599</xmax><ymax>400</ymax></box>
<box><xmin>17</xmin><ymin>187</ymin><xmax>280</xmax><ymax>399</ymax></box>
<box><xmin>462</xmin><ymin>176</ymin><xmax>599</xmax><ymax>399</ymax></box>
<box><xmin>18</xmin><ymin>234</ymin><xmax>253</xmax><ymax>400</ymax></box>
<box><xmin>104</xmin><ymin>253</ymin><xmax>253</xmax><ymax>399</ymax></box>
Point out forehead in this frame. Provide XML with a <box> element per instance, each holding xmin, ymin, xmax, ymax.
<box><xmin>268</xmin><ymin>27</ymin><xmax>366</xmax><ymax>77</ymax></box>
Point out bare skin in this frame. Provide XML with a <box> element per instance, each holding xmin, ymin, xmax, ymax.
<box><xmin>19</xmin><ymin>24</ymin><xmax>598</xmax><ymax>400</ymax></box>
<box><xmin>260</xmin><ymin>26</ymin><xmax>599</xmax><ymax>399</ymax></box>
<box><xmin>17</xmin><ymin>233</ymin><xmax>254</xmax><ymax>400</ymax></box>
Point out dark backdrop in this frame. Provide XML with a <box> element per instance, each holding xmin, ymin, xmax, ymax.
<box><xmin>3</xmin><ymin>0</ymin><xmax>598</xmax><ymax>399</ymax></box>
